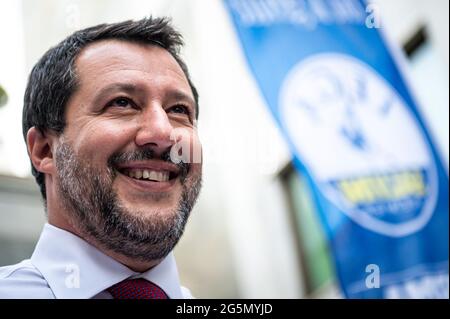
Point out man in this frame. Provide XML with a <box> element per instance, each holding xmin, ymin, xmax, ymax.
<box><xmin>0</xmin><ymin>17</ymin><xmax>202</xmax><ymax>299</ymax></box>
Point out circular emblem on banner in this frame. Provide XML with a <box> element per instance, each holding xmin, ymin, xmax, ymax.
<box><xmin>279</xmin><ymin>53</ymin><xmax>438</xmax><ymax>237</ymax></box>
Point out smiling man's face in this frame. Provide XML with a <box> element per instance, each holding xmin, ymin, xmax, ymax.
<box><xmin>53</xmin><ymin>39</ymin><xmax>202</xmax><ymax>262</ymax></box>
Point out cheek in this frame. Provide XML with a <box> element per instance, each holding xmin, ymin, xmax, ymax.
<box><xmin>191</xmin><ymin>135</ymin><xmax>202</xmax><ymax>164</ymax></box>
<box><xmin>183</xmin><ymin>130</ymin><xmax>202</xmax><ymax>164</ymax></box>
<box><xmin>170</xmin><ymin>127</ymin><xmax>202</xmax><ymax>164</ymax></box>
<box><xmin>70</xmin><ymin>120</ymin><xmax>137</xmax><ymax>162</ymax></box>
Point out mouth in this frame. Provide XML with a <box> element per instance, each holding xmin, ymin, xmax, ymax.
<box><xmin>115</xmin><ymin>161</ymin><xmax>182</xmax><ymax>192</ymax></box>
<box><xmin>118</xmin><ymin>167</ymin><xmax>179</xmax><ymax>182</ymax></box>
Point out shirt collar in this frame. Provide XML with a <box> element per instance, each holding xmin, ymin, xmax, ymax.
<box><xmin>31</xmin><ymin>223</ymin><xmax>184</xmax><ymax>299</ymax></box>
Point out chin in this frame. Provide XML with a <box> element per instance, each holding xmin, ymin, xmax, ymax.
<box><xmin>121</xmin><ymin>197</ymin><xmax>180</xmax><ymax>218</ymax></box>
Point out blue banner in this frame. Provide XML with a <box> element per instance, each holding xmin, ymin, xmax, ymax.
<box><xmin>223</xmin><ymin>0</ymin><xmax>449</xmax><ymax>298</ymax></box>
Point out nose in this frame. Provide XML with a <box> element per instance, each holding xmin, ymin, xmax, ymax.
<box><xmin>135</xmin><ymin>105</ymin><xmax>174</xmax><ymax>155</ymax></box>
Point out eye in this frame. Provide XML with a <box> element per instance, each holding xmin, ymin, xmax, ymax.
<box><xmin>107</xmin><ymin>97</ymin><xmax>135</xmax><ymax>108</ymax></box>
<box><xmin>168</xmin><ymin>104</ymin><xmax>190</xmax><ymax>115</ymax></box>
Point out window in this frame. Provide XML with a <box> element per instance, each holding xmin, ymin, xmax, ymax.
<box><xmin>280</xmin><ymin>163</ymin><xmax>336</xmax><ymax>296</ymax></box>
<box><xmin>0</xmin><ymin>85</ymin><xmax>7</xmax><ymax>108</ymax></box>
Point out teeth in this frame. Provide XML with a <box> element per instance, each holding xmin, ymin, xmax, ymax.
<box><xmin>155</xmin><ymin>171</ymin><xmax>169</xmax><ymax>182</ymax></box>
<box><xmin>126</xmin><ymin>169</ymin><xmax>170</xmax><ymax>182</ymax></box>
<box><xmin>149</xmin><ymin>171</ymin><xmax>156</xmax><ymax>180</ymax></box>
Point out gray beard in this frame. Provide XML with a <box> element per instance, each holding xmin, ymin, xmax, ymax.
<box><xmin>54</xmin><ymin>140</ymin><xmax>202</xmax><ymax>263</ymax></box>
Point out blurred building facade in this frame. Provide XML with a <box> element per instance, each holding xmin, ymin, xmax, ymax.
<box><xmin>0</xmin><ymin>0</ymin><xmax>448</xmax><ymax>298</ymax></box>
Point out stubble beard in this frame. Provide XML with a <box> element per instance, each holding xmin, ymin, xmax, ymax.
<box><xmin>54</xmin><ymin>140</ymin><xmax>202</xmax><ymax>263</ymax></box>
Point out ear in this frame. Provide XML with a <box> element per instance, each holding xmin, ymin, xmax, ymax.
<box><xmin>26</xmin><ymin>127</ymin><xmax>56</xmax><ymax>175</ymax></box>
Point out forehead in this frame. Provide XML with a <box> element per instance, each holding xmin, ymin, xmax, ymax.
<box><xmin>74</xmin><ymin>39</ymin><xmax>190</xmax><ymax>92</ymax></box>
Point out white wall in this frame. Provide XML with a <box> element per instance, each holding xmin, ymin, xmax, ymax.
<box><xmin>0</xmin><ymin>0</ymin><xmax>28</xmax><ymax>177</ymax></box>
<box><xmin>180</xmin><ymin>0</ymin><xmax>304</xmax><ymax>298</ymax></box>
<box><xmin>374</xmin><ymin>0</ymin><xmax>449</xmax><ymax>167</ymax></box>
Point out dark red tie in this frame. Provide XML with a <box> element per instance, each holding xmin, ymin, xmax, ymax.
<box><xmin>107</xmin><ymin>278</ymin><xmax>168</xmax><ymax>299</ymax></box>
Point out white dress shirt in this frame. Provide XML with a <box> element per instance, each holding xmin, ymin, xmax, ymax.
<box><xmin>0</xmin><ymin>223</ymin><xmax>193</xmax><ymax>299</ymax></box>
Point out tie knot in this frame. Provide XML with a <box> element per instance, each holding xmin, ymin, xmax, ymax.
<box><xmin>107</xmin><ymin>278</ymin><xmax>168</xmax><ymax>299</ymax></box>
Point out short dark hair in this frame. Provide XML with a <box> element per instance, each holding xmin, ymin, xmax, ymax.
<box><xmin>23</xmin><ymin>17</ymin><xmax>199</xmax><ymax>202</ymax></box>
